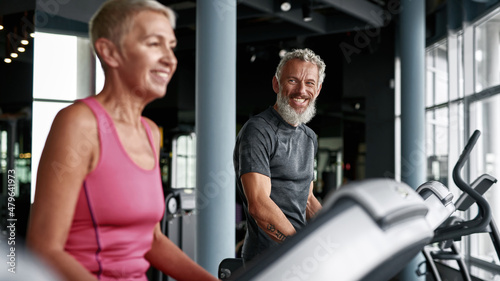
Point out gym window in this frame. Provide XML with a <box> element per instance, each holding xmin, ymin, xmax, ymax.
<box><xmin>423</xmin><ymin>5</ymin><xmax>500</xmax><ymax>279</ymax></box>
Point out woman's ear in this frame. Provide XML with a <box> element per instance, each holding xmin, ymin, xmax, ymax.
<box><xmin>94</xmin><ymin>38</ymin><xmax>120</xmax><ymax>69</ymax></box>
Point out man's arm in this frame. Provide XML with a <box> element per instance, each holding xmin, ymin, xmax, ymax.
<box><xmin>241</xmin><ymin>172</ymin><xmax>296</xmax><ymax>242</ymax></box>
<box><xmin>306</xmin><ymin>181</ymin><xmax>322</xmax><ymax>220</ymax></box>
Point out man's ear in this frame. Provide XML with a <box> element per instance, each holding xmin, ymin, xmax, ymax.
<box><xmin>272</xmin><ymin>76</ymin><xmax>280</xmax><ymax>94</ymax></box>
<box><xmin>94</xmin><ymin>38</ymin><xmax>121</xmax><ymax>68</ymax></box>
<box><xmin>316</xmin><ymin>83</ymin><xmax>323</xmax><ymax>96</ymax></box>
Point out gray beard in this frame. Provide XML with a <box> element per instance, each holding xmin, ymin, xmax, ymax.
<box><xmin>276</xmin><ymin>93</ymin><xmax>317</xmax><ymax>126</ymax></box>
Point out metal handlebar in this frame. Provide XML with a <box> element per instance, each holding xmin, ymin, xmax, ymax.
<box><xmin>432</xmin><ymin>130</ymin><xmax>493</xmax><ymax>242</ymax></box>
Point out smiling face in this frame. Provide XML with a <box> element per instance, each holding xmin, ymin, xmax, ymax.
<box><xmin>117</xmin><ymin>10</ymin><xmax>178</xmax><ymax>100</ymax></box>
<box><xmin>273</xmin><ymin>58</ymin><xmax>322</xmax><ymax>126</ymax></box>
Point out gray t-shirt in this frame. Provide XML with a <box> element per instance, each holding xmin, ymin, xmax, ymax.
<box><xmin>233</xmin><ymin>107</ymin><xmax>318</xmax><ymax>262</ymax></box>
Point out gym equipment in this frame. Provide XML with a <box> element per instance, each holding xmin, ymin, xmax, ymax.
<box><xmin>154</xmin><ymin>132</ymin><xmax>197</xmax><ymax>281</ymax></box>
<box><xmin>416</xmin><ymin>180</ymin><xmax>456</xmax><ymax>230</ymax></box>
<box><xmin>220</xmin><ymin>131</ymin><xmax>498</xmax><ymax>281</ymax></box>
<box><xmin>227</xmin><ymin>178</ymin><xmax>453</xmax><ymax>281</ymax></box>
<box><xmin>421</xmin><ymin>130</ymin><xmax>500</xmax><ymax>281</ymax></box>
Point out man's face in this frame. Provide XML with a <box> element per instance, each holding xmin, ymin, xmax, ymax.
<box><xmin>273</xmin><ymin>59</ymin><xmax>322</xmax><ymax>125</ymax></box>
<box><xmin>118</xmin><ymin>10</ymin><xmax>178</xmax><ymax>99</ymax></box>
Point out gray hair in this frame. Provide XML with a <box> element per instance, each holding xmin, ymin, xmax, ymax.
<box><xmin>89</xmin><ymin>0</ymin><xmax>176</xmax><ymax>58</ymax></box>
<box><xmin>275</xmin><ymin>48</ymin><xmax>326</xmax><ymax>86</ymax></box>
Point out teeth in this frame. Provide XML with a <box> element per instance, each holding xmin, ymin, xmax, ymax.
<box><xmin>294</xmin><ymin>98</ymin><xmax>305</xmax><ymax>103</ymax></box>
<box><xmin>153</xmin><ymin>71</ymin><xmax>168</xmax><ymax>78</ymax></box>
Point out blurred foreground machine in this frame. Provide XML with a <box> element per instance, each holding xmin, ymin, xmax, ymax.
<box><xmin>223</xmin><ymin>178</ymin><xmax>455</xmax><ymax>281</ymax></box>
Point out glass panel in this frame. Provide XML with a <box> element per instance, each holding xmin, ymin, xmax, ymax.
<box><xmin>172</xmin><ymin>134</ymin><xmax>196</xmax><ymax>188</ymax></box>
<box><xmin>426</xmin><ymin>49</ymin><xmax>435</xmax><ymax>107</ymax></box>
<box><xmin>426</xmin><ymin>108</ymin><xmax>449</xmax><ymax>185</ymax></box>
<box><xmin>31</xmin><ymin>101</ymin><xmax>72</xmax><ymax>202</ymax></box>
<box><xmin>435</xmin><ymin>45</ymin><xmax>449</xmax><ymax>105</ymax></box>
<box><xmin>426</xmin><ymin>70</ymin><xmax>435</xmax><ymax>107</ymax></box>
<box><xmin>33</xmin><ymin>32</ymin><xmax>78</xmax><ymax>101</ymax></box>
<box><xmin>458</xmin><ymin>34</ymin><xmax>465</xmax><ymax>99</ymax></box>
<box><xmin>426</xmin><ymin>40</ymin><xmax>449</xmax><ymax>106</ymax></box>
<box><xmin>96</xmin><ymin>55</ymin><xmax>105</xmax><ymax>94</ymax></box>
<box><xmin>475</xmin><ymin>15</ymin><xmax>500</xmax><ymax>92</ymax></box>
<box><xmin>469</xmin><ymin>94</ymin><xmax>500</xmax><ymax>265</ymax></box>
<box><xmin>448</xmin><ymin>101</ymin><xmax>464</xmax><ymax>198</ymax></box>
<box><xmin>33</xmin><ymin>31</ymin><xmax>94</xmax><ymax>100</ymax></box>
<box><xmin>426</xmin><ymin>110</ymin><xmax>435</xmax><ymax>158</ymax></box>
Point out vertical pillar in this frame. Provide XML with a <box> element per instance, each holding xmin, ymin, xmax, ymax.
<box><xmin>399</xmin><ymin>0</ymin><xmax>426</xmax><ymax>280</ymax></box>
<box><xmin>195</xmin><ymin>0</ymin><xmax>236</xmax><ymax>276</ymax></box>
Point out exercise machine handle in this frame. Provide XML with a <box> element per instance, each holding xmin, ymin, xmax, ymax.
<box><xmin>432</xmin><ymin>130</ymin><xmax>492</xmax><ymax>242</ymax></box>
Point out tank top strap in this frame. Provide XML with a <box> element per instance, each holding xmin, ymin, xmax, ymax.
<box><xmin>79</xmin><ymin>96</ymin><xmax>114</xmax><ymax>135</ymax></box>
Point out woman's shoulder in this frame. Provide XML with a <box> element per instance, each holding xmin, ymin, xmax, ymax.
<box><xmin>52</xmin><ymin>100</ymin><xmax>98</xmax><ymax>132</ymax></box>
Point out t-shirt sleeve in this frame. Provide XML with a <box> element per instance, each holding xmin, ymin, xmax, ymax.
<box><xmin>236</xmin><ymin>120</ymin><xmax>274</xmax><ymax>178</ymax></box>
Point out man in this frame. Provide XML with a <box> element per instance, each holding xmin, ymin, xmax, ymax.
<box><xmin>234</xmin><ymin>48</ymin><xmax>325</xmax><ymax>263</ymax></box>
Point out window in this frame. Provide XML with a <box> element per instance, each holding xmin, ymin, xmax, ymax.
<box><xmin>426</xmin><ymin>42</ymin><xmax>449</xmax><ymax>107</ymax></box>
<box><xmin>425</xmin><ymin>40</ymin><xmax>450</xmax><ymax>188</ymax></box>
<box><xmin>171</xmin><ymin>133</ymin><xmax>196</xmax><ymax>188</ymax></box>
<box><xmin>422</xmin><ymin>5</ymin><xmax>500</xmax><ymax>278</ymax></box>
<box><xmin>469</xmin><ymin>94</ymin><xmax>500</xmax><ymax>265</ymax></box>
<box><xmin>474</xmin><ymin>11</ymin><xmax>500</xmax><ymax>93</ymax></box>
<box><xmin>31</xmin><ymin>31</ymin><xmax>95</xmax><ymax>201</ymax></box>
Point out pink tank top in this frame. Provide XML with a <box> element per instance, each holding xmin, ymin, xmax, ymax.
<box><xmin>65</xmin><ymin>97</ymin><xmax>165</xmax><ymax>280</ymax></box>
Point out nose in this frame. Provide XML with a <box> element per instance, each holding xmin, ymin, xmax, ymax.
<box><xmin>297</xmin><ymin>81</ymin><xmax>308</xmax><ymax>95</ymax></box>
<box><xmin>160</xmin><ymin>46</ymin><xmax>178</xmax><ymax>68</ymax></box>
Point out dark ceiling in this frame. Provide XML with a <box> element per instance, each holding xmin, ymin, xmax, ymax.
<box><xmin>0</xmin><ymin>0</ymin><xmax>392</xmax><ymax>138</ymax></box>
<box><xmin>168</xmin><ymin>0</ymin><xmax>387</xmax><ymax>50</ymax></box>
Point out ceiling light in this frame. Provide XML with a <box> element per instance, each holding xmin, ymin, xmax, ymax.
<box><xmin>0</xmin><ymin>25</ymin><xmax>4</xmax><ymax>30</ymax></box>
<box><xmin>250</xmin><ymin>54</ymin><xmax>257</xmax><ymax>63</ymax></box>
<box><xmin>280</xmin><ymin>1</ymin><xmax>291</xmax><ymax>12</ymax></box>
<box><xmin>4</xmin><ymin>58</ymin><xmax>12</xmax><ymax>63</ymax></box>
<box><xmin>18</xmin><ymin>47</ymin><xmax>26</xmax><ymax>52</ymax></box>
<box><xmin>10</xmin><ymin>53</ymin><xmax>18</xmax><ymax>58</ymax></box>
<box><xmin>21</xmin><ymin>39</ymin><xmax>29</xmax><ymax>45</ymax></box>
<box><xmin>30</xmin><ymin>33</ymin><xmax>35</xmax><ymax>38</ymax></box>
<box><xmin>279</xmin><ymin>49</ymin><xmax>287</xmax><ymax>58</ymax></box>
<box><xmin>302</xmin><ymin>2</ymin><xmax>312</xmax><ymax>22</ymax></box>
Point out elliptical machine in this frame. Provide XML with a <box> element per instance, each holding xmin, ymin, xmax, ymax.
<box><xmin>419</xmin><ymin>130</ymin><xmax>500</xmax><ymax>280</ymax></box>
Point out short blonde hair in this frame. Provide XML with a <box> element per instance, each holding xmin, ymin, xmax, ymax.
<box><xmin>89</xmin><ymin>0</ymin><xmax>176</xmax><ymax>64</ymax></box>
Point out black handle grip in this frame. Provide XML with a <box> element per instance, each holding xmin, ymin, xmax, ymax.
<box><xmin>432</xmin><ymin>130</ymin><xmax>492</xmax><ymax>242</ymax></box>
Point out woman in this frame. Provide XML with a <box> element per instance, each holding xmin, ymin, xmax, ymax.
<box><xmin>26</xmin><ymin>1</ymin><xmax>218</xmax><ymax>280</ymax></box>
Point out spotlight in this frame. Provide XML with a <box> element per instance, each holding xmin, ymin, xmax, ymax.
<box><xmin>279</xmin><ymin>49</ymin><xmax>287</xmax><ymax>58</ymax></box>
<box><xmin>30</xmin><ymin>33</ymin><xmax>35</xmax><ymax>38</ymax></box>
<box><xmin>18</xmin><ymin>47</ymin><xmax>26</xmax><ymax>52</ymax></box>
<box><xmin>250</xmin><ymin>54</ymin><xmax>257</xmax><ymax>63</ymax></box>
<box><xmin>4</xmin><ymin>58</ymin><xmax>12</xmax><ymax>63</ymax></box>
<box><xmin>10</xmin><ymin>53</ymin><xmax>18</xmax><ymax>58</ymax></box>
<box><xmin>0</xmin><ymin>25</ymin><xmax>3</xmax><ymax>30</ymax></box>
<box><xmin>21</xmin><ymin>39</ymin><xmax>29</xmax><ymax>45</ymax></box>
<box><xmin>280</xmin><ymin>1</ymin><xmax>291</xmax><ymax>12</ymax></box>
<box><xmin>302</xmin><ymin>1</ymin><xmax>312</xmax><ymax>22</ymax></box>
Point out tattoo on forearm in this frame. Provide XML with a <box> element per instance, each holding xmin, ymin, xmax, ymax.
<box><xmin>266</xmin><ymin>224</ymin><xmax>287</xmax><ymax>241</ymax></box>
